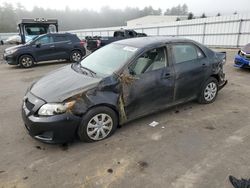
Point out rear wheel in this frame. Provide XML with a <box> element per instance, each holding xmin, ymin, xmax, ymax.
<box><xmin>19</xmin><ymin>55</ymin><xmax>34</xmax><ymax>68</ymax></box>
<box><xmin>198</xmin><ymin>77</ymin><xmax>218</xmax><ymax>104</ymax></box>
<box><xmin>70</xmin><ymin>50</ymin><xmax>82</xmax><ymax>62</ymax></box>
<box><xmin>78</xmin><ymin>106</ymin><xmax>118</xmax><ymax>142</ymax></box>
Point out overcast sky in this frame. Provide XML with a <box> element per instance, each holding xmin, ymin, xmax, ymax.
<box><xmin>1</xmin><ymin>0</ymin><xmax>250</xmax><ymax>15</ymax></box>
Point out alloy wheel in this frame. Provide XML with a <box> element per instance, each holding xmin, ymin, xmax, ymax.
<box><xmin>21</xmin><ymin>57</ymin><xmax>33</xmax><ymax>67</ymax></box>
<box><xmin>204</xmin><ymin>82</ymin><xmax>217</xmax><ymax>102</ymax></box>
<box><xmin>86</xmin><ymin>113</ymin><xmax>113</xmax><ymax>141</ymax></box>
<box><xmin>72</xmin><ymin>52</ymin><xmax>81</xmax><ymax>62</ymax></box>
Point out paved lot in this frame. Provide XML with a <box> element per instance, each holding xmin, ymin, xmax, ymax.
<box><xmin>0</xmin><ymin>45</ymin><xmax>250</xmax><ymax>188</ymax></box>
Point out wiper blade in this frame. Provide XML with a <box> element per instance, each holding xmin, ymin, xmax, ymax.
<box><xmin>80</xmin><ymin>65</ymin><xmax>96</xmax><ymax>76</ymax></box>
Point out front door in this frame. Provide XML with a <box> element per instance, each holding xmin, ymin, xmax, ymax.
<box><xmin>32</xmin><ymin>35</ymin><xmax>56</xmax><ymax>61</ymax></box>
<box><xmin>122</xmin><ymin>46</ymin><xmax>175</xmax><ymax>120</ymax></box>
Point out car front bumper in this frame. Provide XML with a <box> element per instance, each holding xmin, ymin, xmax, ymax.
<box><xmin>22</xmin><ymin>92</ymin><xmax>81</xmax><ymax>144</ymax></box>
<box><xmin>234</xmin><ymin>55</ymin><xmax>250</xmax><ymax>68</ymax></box>
<box><xmin>3</xmin><ymin>53</ymin><xmax>18</xmax><ymax>65</ymax></box>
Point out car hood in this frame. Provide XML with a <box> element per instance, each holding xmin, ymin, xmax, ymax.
<box><xmin>5</xmin><ymin>44</ymin><xmax>28</xmax><ymax>51</ymax></box>
<box><xmin>242</xmin><ymin>43</ymin><xmax>250</xmax><ymax>54</ymax></box>
<box><xmin>30</xmin><ymin>65</ymin><xmax>102</xmax><ymax>102</ymax></box>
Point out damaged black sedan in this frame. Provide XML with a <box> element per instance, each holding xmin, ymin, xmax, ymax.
<box><xmin>22</xmin><ymin>37</ymin><xmax>227</xmax><ymax>143</ymax></box>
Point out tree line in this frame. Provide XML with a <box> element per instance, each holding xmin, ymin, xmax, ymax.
<box><xmin>0</xmin><ymin>3</ymin><xmax>225</xmax><ymax>33</ymax></box>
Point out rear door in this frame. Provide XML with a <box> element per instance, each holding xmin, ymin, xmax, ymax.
<box><xmin>122</xmin><ymin>45</ymin><xmax>175</xmax><ymax>120</ymax></box>
<box><xmin>53</xmin><ymin>35</ymin><xmax>71</xmax><ymax>59</ymax></box>
<box><xmin>170</xmin><ymin>42</ymin><xmax>209</xmax><ymax>101</ymax></box>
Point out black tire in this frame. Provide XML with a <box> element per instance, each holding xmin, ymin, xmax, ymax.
<box><xmin>70</xmin><ymin>50</ymin><xmax>82</xmax><ymax>62</ymax></box>
<box><xmin>198</xmin><ymin>77</ymin><xmax>219</xmax><ymax>104</ymax></box>
<box><xmin>19</xmin><ymin>55</ymin><xmax>34</xmax><ymax>68</ymax></box>
<box><xmin>78</xmin><ymin>106</ymin><xmax>118</xmax><ymax>142</ymax></box>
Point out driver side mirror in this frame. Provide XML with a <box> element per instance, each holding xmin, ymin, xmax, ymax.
<box><xmin>128</xmin><ymin>66</ymin><xmax>136</xmax><ymax>76</ymax></box>
<box><xmin>36</xmin><ymin>43</ymin><xmax>41</xmax><ymax>48</ymax></box>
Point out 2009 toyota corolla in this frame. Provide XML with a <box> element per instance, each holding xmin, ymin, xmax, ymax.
<box><xmin>22</xmin><ymin>37</ymin><xmax>227</xmax><ymax>143</ymax></box>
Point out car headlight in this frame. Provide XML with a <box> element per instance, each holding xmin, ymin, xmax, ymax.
<box><xmin>5</xmin><ymin>49</ymin><xmax>17</xmax><ymax>55</ymax></box>
<box><xmin>38</xmin><ymin>101</ymin><xmax>76</xmax><ymax>116</ymax></box>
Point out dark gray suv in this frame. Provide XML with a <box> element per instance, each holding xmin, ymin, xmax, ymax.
<box><xmin>3</xmin><ymin>33</ymin><xmax>86</xmax><ymax>68</ymax></box>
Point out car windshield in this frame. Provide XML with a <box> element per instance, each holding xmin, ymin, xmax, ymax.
<box><xmin>80</xmin><ymin>43</ymin><xmax>138</xmax><ymax>77</ymax></box>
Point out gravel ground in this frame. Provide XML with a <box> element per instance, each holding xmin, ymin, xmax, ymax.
<box><xmin>0</xmin><ymin>44</ymin><xmax>249</xmax><ymax>188</ymax></box>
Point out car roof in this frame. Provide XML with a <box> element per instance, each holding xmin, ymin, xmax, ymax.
<box><xmin>114</xmin><ymin>36</ymin><xmax>196</xmax><ymax>49</ymax></box>
<box><xmin>39</xmin><ymin>33</ymin><xmax>74</xmax><ymax>37</ymax></box>
<box><xmin>50</xmin><ymin>32</ymin><xmax>73</xmax><ymax>36</ymax></box>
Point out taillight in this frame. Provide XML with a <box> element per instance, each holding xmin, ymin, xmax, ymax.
<box><xmin>96</xmin><ymin>40</ymin><xmax>101</xmax><ymax>48</ymax></box>
<box><xmin>80</xmin><ymin>40</ymin><xmax>85</xmax><ymax>47</ymax></box>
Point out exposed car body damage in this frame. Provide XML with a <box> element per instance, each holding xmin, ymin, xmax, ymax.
<box><xmin>63</xmin><ymin>73</ymin><xmax>129</xmax><ymax>124</ymax></box>
<box><xmin>22</xmin><ymin>37</ymin><xmax>227</xmax><ymax>143</ymax></box>
<box><xmin>30</xmin><ymin>65</ymin><xmax>102</xmax><ymax>102</ymax></box>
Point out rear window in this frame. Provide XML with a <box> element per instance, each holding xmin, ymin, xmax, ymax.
<box><xmin>114</xmin><ymin>31</ymin><xmax>125</xmax><ymax>37</ymax></box>
<box><xmin>69</xmin><ymin>35</ymin><xmax>80</xmax><ymax>42</ymax></box>
<box><xmin>25</xmin><ymin>26</ymin><xmax>47</xmax><ymax>35</ymax></box>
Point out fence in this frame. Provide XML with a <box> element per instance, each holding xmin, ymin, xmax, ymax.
<box><xmin>1</xmin><ymin>14</ymin><xmax>250</xmax><ymax>48</ymax></box>
<box><xmin>69</xmin><ymin>13</ymin><xmax>250</xmax><ymax>48</ymax></box>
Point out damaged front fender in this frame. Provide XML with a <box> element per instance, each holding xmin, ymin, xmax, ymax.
<box><xmin>66</xmin><ymin>74</ymin><xmax>129</xmax><ymax>124</ymax></box>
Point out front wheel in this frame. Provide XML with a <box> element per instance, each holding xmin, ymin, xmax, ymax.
<box><xmin>198</xmin><ymin>77</ymin><xmax>218</xmax><ymax>104</ymax></box>
<box><xmin>70</xmin><ymin>50</ymin><xmax>82</xmax><ymax>62</ymax></box>
<box><xmin>19</xmin><ymin>55</ymin><xmax>34</xmax><ymax>68</ymax></box>
<box><xmin>78</xmin><ymin>106</ymin><xmax>118</xmax><ymax>142</ymax></box>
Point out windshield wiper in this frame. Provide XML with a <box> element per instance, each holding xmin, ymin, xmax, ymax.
<box><xmin>79</xmin><ymin>65</ymin><xmax>96</xmax><ymax>77</ymax></box>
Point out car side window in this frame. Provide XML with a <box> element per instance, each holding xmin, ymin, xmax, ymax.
<box><xmin>35</xmin><ymin>36</ymin><xmax>54</xmax><ymax>45</ymax></box>
<box><xmin>129</xmin><ymin>47</ymin><xmax>167</xmax><ymax>75</ymax></box>
<box><xmin>54</xmin><ymin>36</ymin><xmax>69</xmax><ymax>43</ymax></box>
<box><xmin>128</xmin><ymin>31</ymin><xmax>134</xmax><ymax>37</ymax></box>
<box><xmin>172</xmin><ymin>44</ymin><xmax>205</xmax><ymax>64</ymax></box>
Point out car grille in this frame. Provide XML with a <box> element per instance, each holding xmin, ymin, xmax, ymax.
<box><xmin>235</xmin><ymin>61</ymin><xmax>243</xmax><ymax>65</ymax></box>
<box><xmin>25</xmin><ymin>100</ymin><xmax>35</xmax><ymax>111</ymax></box>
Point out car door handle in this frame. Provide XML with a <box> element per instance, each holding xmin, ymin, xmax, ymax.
<box><xmin>162</xmin><ymin>73</ymin><xmax>171</xmax><ymax>79</ymax></box>
<box><xmin>202</xmin><ymin>63</ymin><xmax>208</xmax><ymax>67</ymax></box>
<box><xmin>50</xmin><ymin>45</ymin><xmax>55</xmax><ymax>48</ymax></box>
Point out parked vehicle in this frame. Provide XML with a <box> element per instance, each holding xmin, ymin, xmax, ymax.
<box><xmin>4</xmin><ymin>35</ymin><xmax>22</xmax><ymax>44</ymax></box>
<box><xmin>22</xmin><ymin>37</ymin><xmax>227</xmax><ymax>143</ymax></box>
<box><xmin>3</xmin><ymin>33</ymin><xmax>86</xmax><ymax>68</ymax></box>
<box><xmin>1</xmin><ymin>35</ymin><xmax>27</xmax><ymax>45</ymax></box>
<box><xmin>18</xmin><ymin>18</ymin><xmax>58</xmax><ymax>44</ymax></box>
<box><xmin>234</xmin><ymin>43</ymin><xmax>250</xmax><ymax>68</ymax></box>
<box><xmin>86</xmin><ymin>29</ymin><xmax>147</xmax><ymax>52</ymax></box>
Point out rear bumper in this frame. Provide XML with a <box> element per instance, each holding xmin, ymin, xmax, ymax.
<box><xmin>218</xmin><ymin>80</ymin><xmax>227</xmax><ymax>90</ymax></box>
<box><xmin>234</xmin><ymin>55</ymin><xmax>250</xmax><ymax>68</ymax></box>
